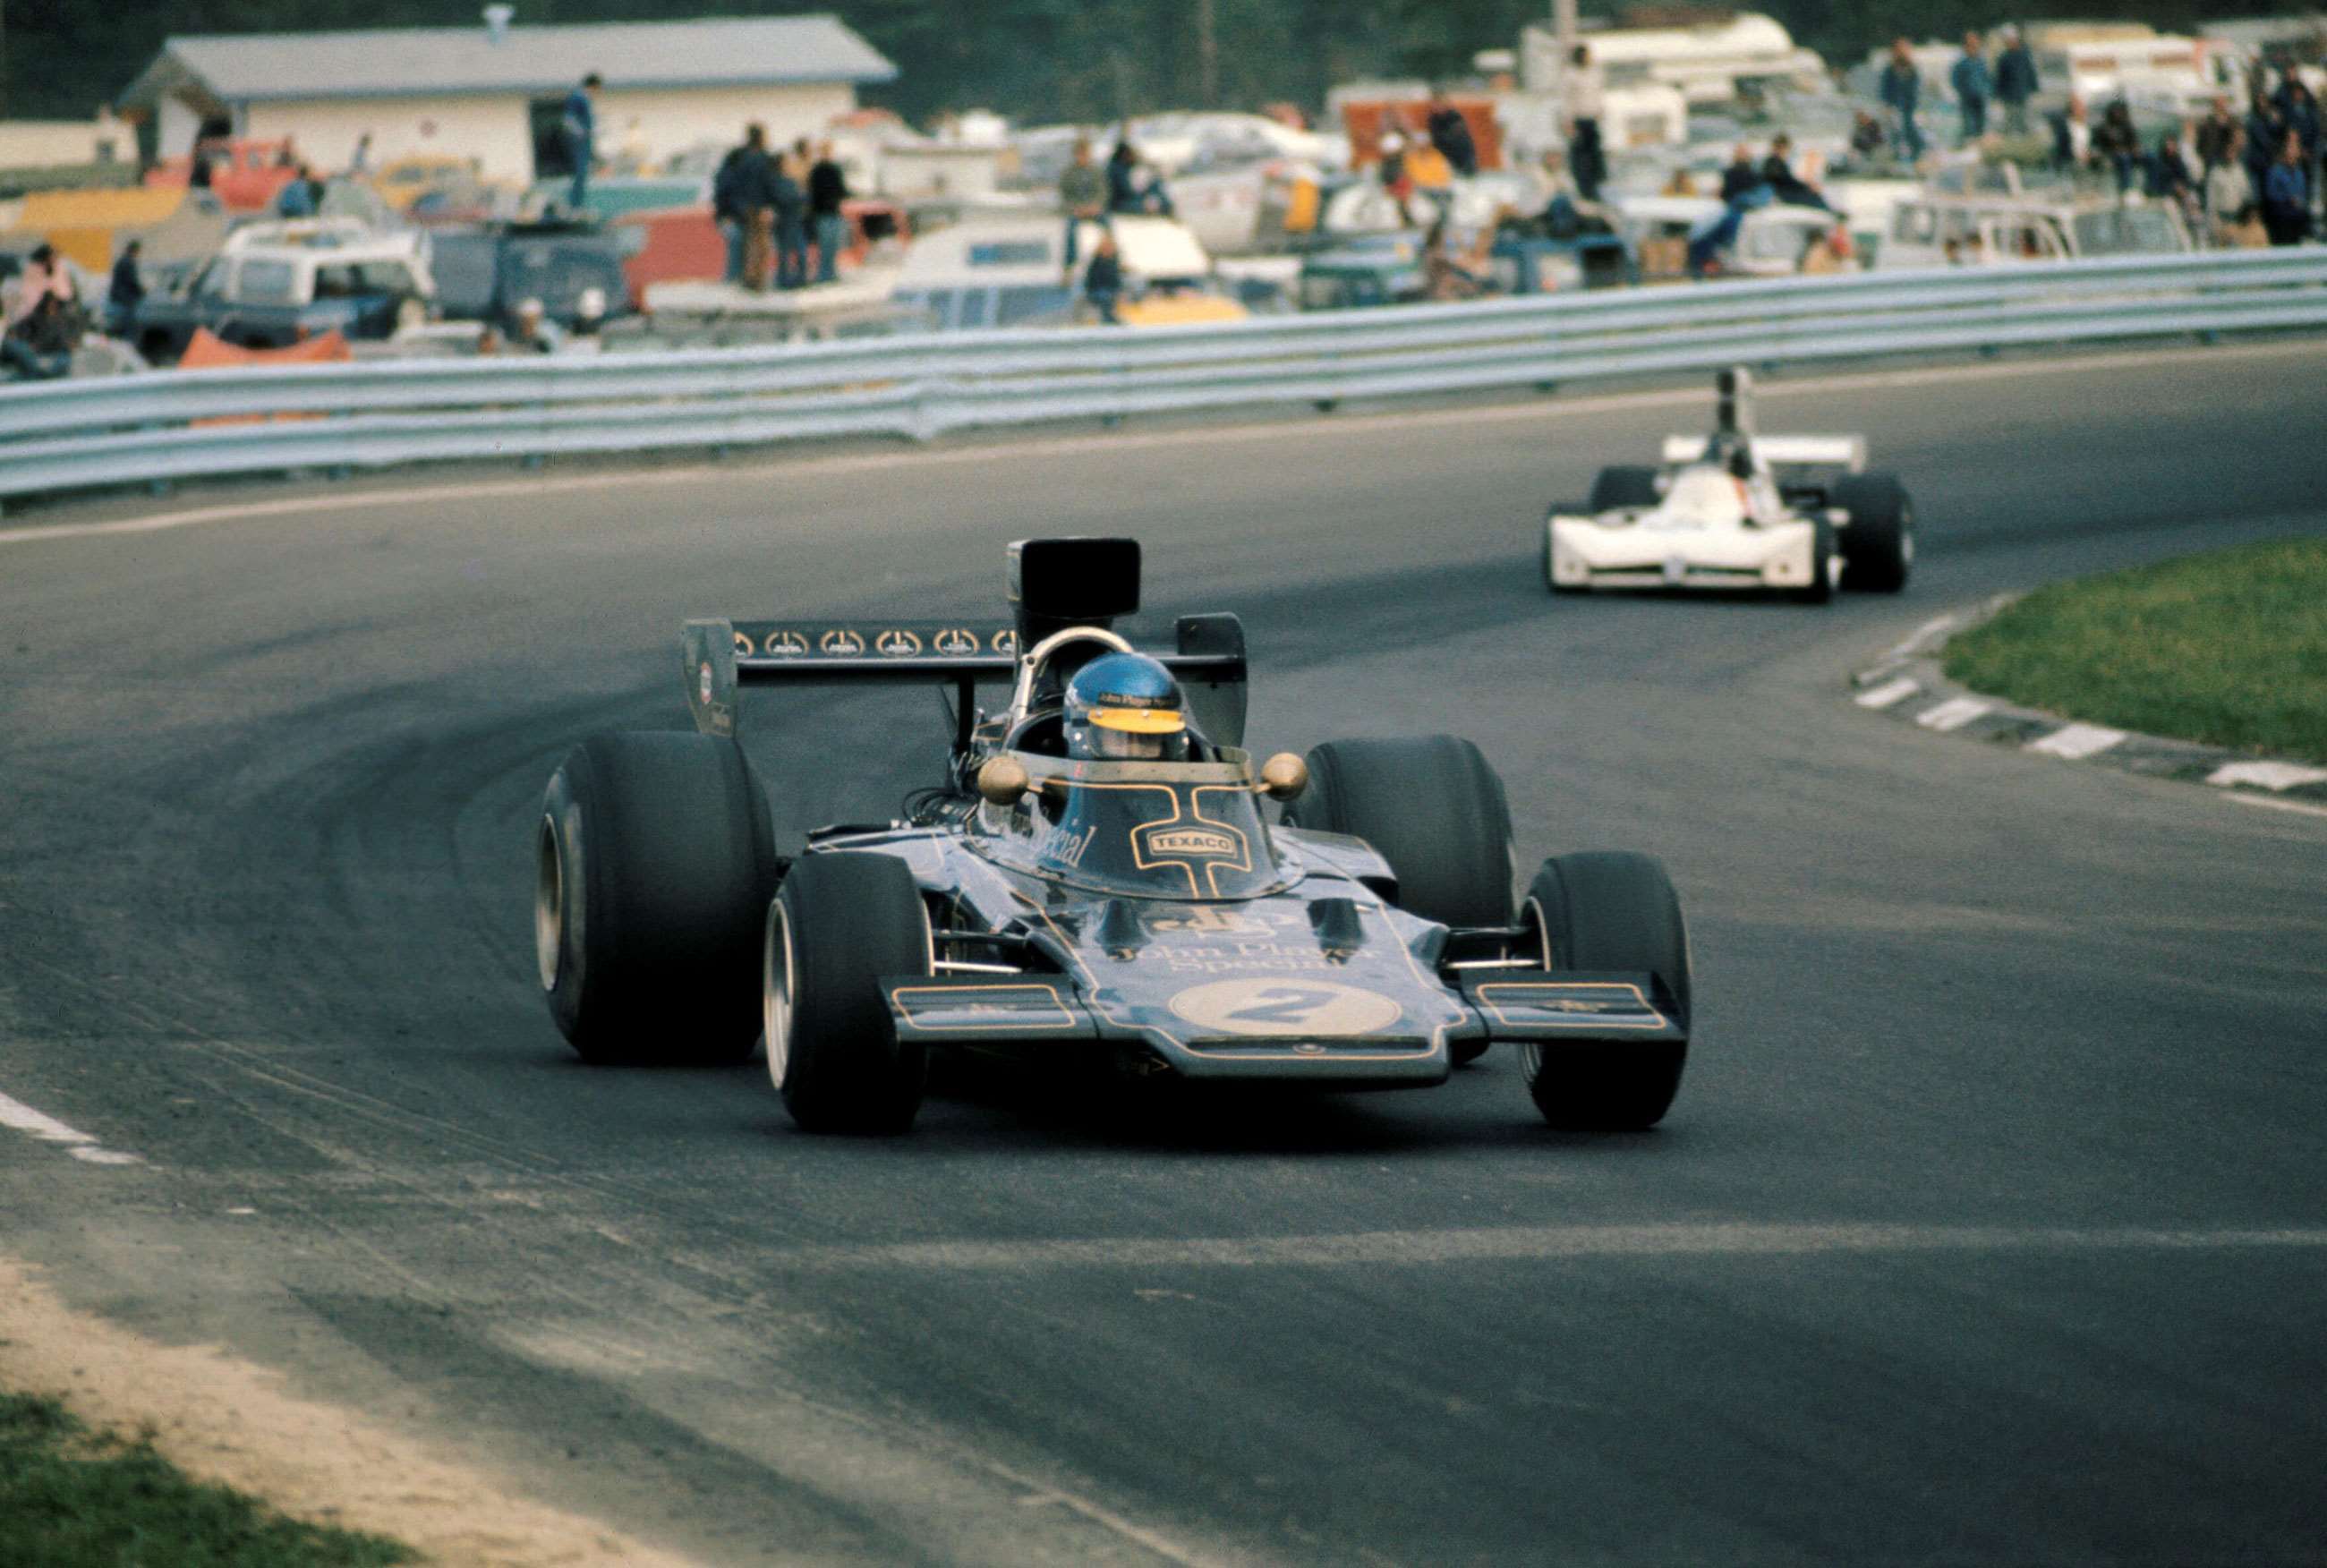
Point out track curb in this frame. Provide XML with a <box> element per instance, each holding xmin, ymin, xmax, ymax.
<box><xmin>1849</xmin><ymin>595</ymin><xmax>2327</xmax><ymax>807</ymax></box>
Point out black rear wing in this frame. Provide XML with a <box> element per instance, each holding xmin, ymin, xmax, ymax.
<box><xmin>682</xmin><ymin>613</ymin><xmax>1249</xmax><ymax>746</ymax></box>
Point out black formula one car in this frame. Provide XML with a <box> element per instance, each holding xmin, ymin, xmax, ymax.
<box><xmin>533</xmin><ymin>537</ymin><xmax>1694</xmax><ymax>1133</ymax></box>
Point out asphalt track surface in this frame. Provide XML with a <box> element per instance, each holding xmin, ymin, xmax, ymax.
<box><xmin>3</xmin><ymin>345</ymin><xmax>2324</xmax><ymax>1566</ymax></box>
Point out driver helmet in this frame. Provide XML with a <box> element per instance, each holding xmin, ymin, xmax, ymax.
<box><xmin>1064</xmin><ymin>652</ymin><xmax>1191</xmax><ymax>762</ymax></box>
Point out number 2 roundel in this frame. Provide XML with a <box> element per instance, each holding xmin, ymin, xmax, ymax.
<box><xmin>1168</xmin><ymin>979</ymin><xmax>1402</xmax><ymax>1037</ymax></box>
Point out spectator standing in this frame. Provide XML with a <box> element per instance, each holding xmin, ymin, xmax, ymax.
<box><xmin>107</xmin><ymin>240</ymin><xmax>144</xmax><ymax>337</ymax></box>
<box><xmin>2053</xmin><ymin>94</ymin><xmax>2093</xmax><ymax>171</ymax></box>
<box><xmin>2147</xmin><ymin>130</ymin><xmax>2198</xmax><ymax>214</ymax></box>
<box><xmin>1994</xmin><ymin>26</ymin><xmax>2038</xmax><ymax>135</ymax></box>
<box><xmin>2280</xmin><ymin>79</ymin><xmax>2322</xmax><ymax>184</ymax></box>
<box><xmin>735</xmin><ymin>123</ymin><xmax>776</xmax><ymax>290</ymax></box>
<box><xmin>1952</xmin><ymin>33</ymin><xmax>1992</xmax><ymax>141</ymax></box>
<box><xmin>562</xmin><ymin>72</ymin><xmax>601</xmax><ymax>210</ymax></box>
<box><xmin>712</xmin><ymin>132</ymin><xmax>751</xmax><ymax>283</ymax></box>
<box><xmin>808</xmin><ymin>141</ymin><xmax>848</xmax><ymax>284</ymax></box>
<box><xmin>1880</xmin><ymin>39</ymin><xmax>1925</xmax><ymax>164</ymax></box>
<box><xmin>1106</xmin><ymin>140</ymin><xmax>1144</xmax><ymax>215</ymax></box>
<box><xmin>772</xmin><ymin>143</ymin><xmax>810</xmax><ymax>290</ymax></box>
<box><xmin>1058</xmin><ymin>138</ymin><xmax>1108</xmax><ymax>278</ymax></box>
<box><xmin>349</xmin><ymin>132</ymin><xmax>373</xmax><ymax>175</ymax></box>
<box><xmin>2243</xmin><ymin>90</ymin><xmax>2284</xmax><ymax>196</ymax></box>
<box><xmin>2195</xmin><ymin>97</ymin><xmax>2239</xmax><ymax>176</ymax></box>
<box><xmin>1426</xmin><ymin>92</ymin><xmax>1478</xmax><ymax>178</ymax></box>
<box><xmin>1564</xmin><ymin>46</ymin><xmax>1607</xmax><ymax>200</ymax></box>
<box><xmin>2203</xmin><ymin>129</ymin><xmax>2255</xmax><ymax>235</ymax></box>
<box><xmin>2261</xmin><ymin>132</ymin><xmax>2314</xmax><ymax>245</ymax></box>
<box><xmin>1082</xmin><ymin>231</ymin><xmax>1124</xmax><ymax>324</ymax></box>
<box><xmin>2093</xmin><ymin>100</ymin><xmax>2140</xmax><ymax>193</ymax></box>
<box><xmin>1377</xmin><ymin>131</ymin><xmax>1417</xmax><ymax>224</ymax></box>
<box><xmin>189</xmin><ymin>152</ymin><xmax>214</xmax><ymax>190</ymax></box>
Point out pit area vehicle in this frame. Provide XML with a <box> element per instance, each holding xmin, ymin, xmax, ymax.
<box><xmin>533</xmin><ymin>538</ymin><xmax>1695</xmax><ymax>1134</ymax></box>
<box><xmin>130</xmin><ymin>227</ymin><xmax>434</xmax><ymax>361</ymax></box>
<box><xmin>1545</xmin><ymin>369</ymin><xmax>1913</xmax><ymax>599</ymax></box>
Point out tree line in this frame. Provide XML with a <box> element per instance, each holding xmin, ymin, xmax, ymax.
<box><xmin>10</xmin><ymin>0</ymin><xmax>2319</xmax><ymax>131</ymax></box>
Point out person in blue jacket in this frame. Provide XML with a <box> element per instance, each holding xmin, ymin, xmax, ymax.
<box><xmin>1993</xmin><ymin>26</ymin><xmax>2039</xmax><ymax>135</ymax></box>
<box><xmin>562</xmin><ymin>72</ymin><xmax>601</xmax><ymax>210</ymax></box>
<box><xmin>1951</xmin><ymin>33</ymin><xmax>1992</xmax><ymax>141</ymax></box>
<box><xmin>1880</xmin><ymin>39</ymin><xmax>1925</xmax><ymax>163</ymax></box>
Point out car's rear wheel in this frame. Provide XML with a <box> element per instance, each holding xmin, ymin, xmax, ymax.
<box><xmin>537</xmin><ymin>732</ymin><xmax>777</xmax><ymax>1065</ymax></box>
<box><xmin>1521</xmin><ymin>853</ymin><xmax>1690</xmax><ymax>1129</ymax></box>
<box><xmin>1589</xmin><ymin>464</ymin><xmax>1661</xmax><ymax>512</ymax></box>
<box><xmin>1837</xmin><ymin>472</ymin><xmax>1914</xmax><ymax>592</ymax></box>
<box><xmin>767</xmin><ymin>852</ymin><xmax>932</xmax><ymax>1134</ymax></box>
<box><xmin>1792</xmin><ymin>516</ymin><xmax>1839</xmax><ymax>603</ymax></box>
<box><xmin>1285</xmin><ymin>736</ymin><xmax>1515</xmax><ymax>1067</ymax></box>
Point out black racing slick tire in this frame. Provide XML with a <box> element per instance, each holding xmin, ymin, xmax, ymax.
<box><xmin>1521</xmin><ymin>852</ymin><xmax>1691</xmax><ymax>1130</ymax></box>
<box><xmin>1589</xmin><ymin>464</ymin><xmax>1660</xmax><ymax>512</ymax></box>
<box><xmin>766</xmin><ymin>852</ymin><xmax>932</xmax><ymax>1134</ymax></box>
<box><xmin>1836</xmin><ymin>471</ymin><xmax>1914</xmax><ymax>593</ymax></box>
<box><xmin>1288</xmin><ymin>737</ymin><xmax>1514</xmax><ymax>929</ymax></box>
<box><xmin>1286</xmin><ymin>736</ymin><xmax>1515</xmax><ymax>1066</ymax></box>
<box><xmin>536</xmin><ymin>732</ymin><xmax>778</xmax><ymax>1066</ymax></box>
<box><xmin>1794</xmin><ymin>515</ymin><xmax>1839</xmax><ymax>603</ymax></box>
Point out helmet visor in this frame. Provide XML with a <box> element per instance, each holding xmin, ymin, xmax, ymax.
<box><xmin>1089</xmin><ymin>706</ymin><xmax>1185</xmax><ymax>735</ymax></box>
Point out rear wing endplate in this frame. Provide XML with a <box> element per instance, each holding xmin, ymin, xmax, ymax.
<box><xmin>682</xmin><ymin>613</ymin><xmax>1249</xmax><ymax>746</ymax></box>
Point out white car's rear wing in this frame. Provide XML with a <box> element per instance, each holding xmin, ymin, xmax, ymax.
<box><xmin>1660</xmin><ymin>435</ymin><xmax>1867</xmax><ymax>473</ymax></box>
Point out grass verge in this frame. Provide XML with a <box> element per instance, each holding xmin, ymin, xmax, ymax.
<box><xmin>1943</xmin><ymin>536</ymin><xmax>2327</xmax><ymax>765</ymax></box>
<box><xmin>0</xmin><ymin>1392</ymin><xmax>414</xmax><ymax>1567</ymax></box>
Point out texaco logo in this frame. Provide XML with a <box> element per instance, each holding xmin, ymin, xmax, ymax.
<box><xmin>1167</xmin><ymin>979</ymin><xmax>1401</xmax><ymax>1038</ymax></box>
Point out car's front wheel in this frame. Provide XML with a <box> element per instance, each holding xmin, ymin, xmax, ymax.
<box><xmin>536</xmin><ymin>732</ymin><xmax>776</xmax><ymax>1065</ymax></box>
<box><xmin>1521</xmin><ymin>852</ymin><xmax>1691</xmax><ymax>1129</ymax></box>
<box><xmin>1837</xmin><ymin>472</ymin><xmax>1914</xmax><ymax>592</ymax></box>
<box><xmin>767</xmin><ymin>852</ymin><xmax>932</xmax><ymax>1134</ymax></box>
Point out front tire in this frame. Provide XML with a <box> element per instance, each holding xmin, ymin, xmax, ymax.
<box><xmin>1521</xmin><ymin>852</ymin><xmax>1691</xmax><ymax>1129</ymax></box>
<box><xmin>536</xmin><ymin>733</ymin><xmax>778</xmax><ymax>1066</ymax></box>
<box><xmin>767</xmin><ymin>852</ymin><xmax>932</xmax><ymax>1133</ymax></box>
<box><xmin>1590</xmin><ymin>465</ymin><xmax>1661</xmax><ymax>511</ymax></box>
<box><xmin>1286</xmin><ymin>736</ymin><xmax>1515</xmax><ymax>1067</ymax></box>
<box><xmin>1836</xmin><ymin>472</ymin><xmax>1914</xmax><ymax>592</ymax></box>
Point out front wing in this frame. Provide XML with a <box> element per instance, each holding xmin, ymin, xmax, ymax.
<box><xmin>878</xmin><ymin>969</ymin><xmax>1685</xmax><ymax>1082</ymax></box>
<box><xmin>1547</xmin><ymin>514</ymin><xmax>1820</xmax><ymax>592</ymax></box>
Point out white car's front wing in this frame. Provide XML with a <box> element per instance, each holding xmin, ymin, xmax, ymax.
<box><xmin>1547</xmin><ymin>515</ymin><xmax>1820</xmax><ymax>592</ymax></box>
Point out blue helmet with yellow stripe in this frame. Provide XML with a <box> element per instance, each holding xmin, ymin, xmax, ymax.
<box><xmin>1064</xmin><ymin>652</ymin><xmax>1190</xmax><ymax>761</ymax></box>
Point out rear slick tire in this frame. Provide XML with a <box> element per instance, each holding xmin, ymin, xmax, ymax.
<box><xmin>536</xmin><ymin>732</ymin><xmax>778</xmax><ymax>1066</ymax></box>
<box><xmin>767</xmin><ymin>852</ymin><xmax>932</xmax><ymax>1134</ymax></box>
<box><xmin>1521</xmin><ymin>852</ymin><xmax>1691</xmax><ymax>1129</ymax></box>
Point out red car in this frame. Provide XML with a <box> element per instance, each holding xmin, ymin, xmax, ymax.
<box><xmin>146</xmin><ymin>139</ymin><xmax>303</xmax><ymax>215</ymax></box>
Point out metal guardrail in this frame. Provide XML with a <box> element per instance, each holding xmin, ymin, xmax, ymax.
<box><xmin>3</xmin><ymin>249</ymin><xmax>2323</xmax><ymax>503</ymax></box>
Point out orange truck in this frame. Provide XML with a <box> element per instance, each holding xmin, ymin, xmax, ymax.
<box><xmin>145</xmin><ymin>139</ymin><xmax>302</xmax><ymax>214</ymax></box>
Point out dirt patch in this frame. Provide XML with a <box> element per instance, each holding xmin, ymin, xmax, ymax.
<box><xmin>0</xmin><ymin>1254</ymin><xmax>701</xmax><ymax>1568</ymax></box>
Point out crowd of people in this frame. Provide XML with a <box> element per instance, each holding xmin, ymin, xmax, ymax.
<box><xmin>711</xmin><ymin>127</ymin><xmax>852</xmax><ymax>291</ymax></box>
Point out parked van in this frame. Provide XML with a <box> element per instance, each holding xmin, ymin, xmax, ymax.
<box><xmin>1878</xmin><ymin>189</ymin><xmax>2192</xmax><ymax>269</ymax></box>
<box><xmin>890</xmin><ymin>215</ymin><xmax>1245</xmax><ymax>330</ymax></box>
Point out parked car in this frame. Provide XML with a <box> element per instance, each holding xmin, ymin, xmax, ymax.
<box><xmin>131</xmin><ymin>230</ymin><xmax>433</xmax><ymax>361</ymax></box>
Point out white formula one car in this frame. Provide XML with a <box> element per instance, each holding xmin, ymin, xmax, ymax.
<box><xmin>1544</xmin><ymin>369</ymin><xmax>1913</xmax><ymax>601</ymax></box>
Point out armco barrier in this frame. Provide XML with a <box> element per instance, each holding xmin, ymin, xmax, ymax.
<box><xmin>2</xmin><ymin>249</ymin><xmax>2323</xmax><ymax>503</ymax></box>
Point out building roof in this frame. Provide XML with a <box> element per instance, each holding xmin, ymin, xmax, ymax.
<box><xmin>120</xmin><ymin>14</ymin><xmax>895</xmax><ymax>113</ymax></box>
